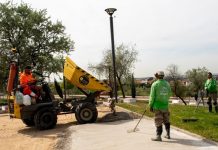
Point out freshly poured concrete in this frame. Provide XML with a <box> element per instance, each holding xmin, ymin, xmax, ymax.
<box><xmin>62</xmin><ymin>118</ymin><xmax>218</xmax><ymax>150</ymax></box>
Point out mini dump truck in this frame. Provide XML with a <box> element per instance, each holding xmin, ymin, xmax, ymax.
<box><xmin>7</xmin><ymin>56</ymin><xmax>111</xmax><ymax>130</ymax></box>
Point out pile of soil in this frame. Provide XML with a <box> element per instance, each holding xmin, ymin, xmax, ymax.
<box><xmin>98</xmin><ymin>105</ymin><xmax>140</xmax><ymax>122</ymax></box>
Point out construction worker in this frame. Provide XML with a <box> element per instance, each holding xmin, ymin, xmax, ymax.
<box><xmin>20</xmin><ymin>66</ymin><xmax>39</xmax><ymax>100</ymax></box>
<box><xmin>205</xmin><ymin>72</ymin><xmax>217</xmax><ymax>113</ymax></box>
<box><xmin>149</xmin><ymin>71</ymin><xmax>171</xmax><ymax>141</ymax></box>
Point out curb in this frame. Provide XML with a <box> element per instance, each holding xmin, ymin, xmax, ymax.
<box><xmin>172</xmin><ymin>126</ymin><xmax>218</xmax><ymax>146</ymax></box>
<box><xmin>0</xmin><ymin>113</ymin><xmax>9</xmax><ymax>117</ymax></box>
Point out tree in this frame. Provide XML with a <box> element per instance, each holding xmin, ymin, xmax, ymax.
<box><xmin>166</xmin><ymin>64</ymin><xmax>187</xmax><ymax>105</ymax></box>
<box><xmin>88</xmin><ymin>63</ymin><xmax>106</xmax><ymax>80</ymax></box>
<box><xmin>88</xmin><ymin>44</ymin><xmax>138</xmax><ymax>98</ymax></box>
<box><xmin>0</xmin><ymin>2</ymin><xmax>74</xmax><ymax>75</ymax></box>
<box><xmin>185</xmin><ymin>67</ymin><xmax>208</xmax><ymax>97</ymax></box>
<box><xmin>0</xmin><ymin>55</ymin><xmax>8</xmax><ymax>92</ymax></box>
<box><xmin>131</xmin><ymin>74</ymin><xmax>136</xmax><ymax>98</ymax></box>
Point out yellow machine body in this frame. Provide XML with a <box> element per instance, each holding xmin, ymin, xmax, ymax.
<box><xmin>64</xmin><ymin>56</ymin><xmax>111</xmax><ymax>92</ymax></box>
<box><xmin>13</xmin><ymin>102</ymin><xmax>21</xmax><ymax>118</ymax></box>
<box><xmin>7</xmin><ymin>95</ymin><xmax>21</xmax><ymax>119</ymax></box>
<box><xmin>6</xmin><ymin>62</ymin><xmax>22</xmax><ymax>119</ymax></box>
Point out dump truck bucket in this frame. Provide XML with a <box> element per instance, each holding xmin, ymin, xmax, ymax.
<box><xmin>64</xmin><ymin>56</ymin><xmax>111</xmax><ymax>92</ymax></box>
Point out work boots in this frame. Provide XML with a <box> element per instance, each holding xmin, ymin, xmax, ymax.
<box><xmin>215</xmin><ymin>106</ymin><xmax>218</xmax><ymax>113</ymax></box>
<box><xmin>151</xmin><ymin>126</ymin><xmax>162</xmax><ymax>141</ymax></box>
<box><xmin>164</xmin><ymin>123</ymin><xmax>170</xmax><ymax>139</ymax></box>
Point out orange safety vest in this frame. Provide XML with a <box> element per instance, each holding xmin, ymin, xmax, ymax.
<box><xmin>19</xmin><ymin>72</ymin><xmax>35</xmax><ymax>85</ymax></box>
<box><xmin>19</xmin><ymin>72</ymin><xmax>36</xmax><ymax>95</ymax></box>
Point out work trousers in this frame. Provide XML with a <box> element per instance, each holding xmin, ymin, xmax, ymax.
<box><xmin>207</xmin><ymin>92</ymin><xmax>217</xmax><ymax>106</ymax></box>
<box><xmin>154</xmin><ymin>110</ymin><xmax>170</xmax><ymax>127</ymax></box>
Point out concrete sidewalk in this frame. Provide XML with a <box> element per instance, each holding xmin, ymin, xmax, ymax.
<box><xmin>61</xmin><ymin>118</ymin><xmax>218</xmax><ymax>150</ymax></box>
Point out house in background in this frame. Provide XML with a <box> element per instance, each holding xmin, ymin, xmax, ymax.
<box><xmin>133</xmin><ymin>73</ymin><xmax>218</xmax><ymax>89</ymax></box>
<box><xmin>135</xmin><ymin>77</ymin><xmax>154</xmax><ymax>88</ymax></box>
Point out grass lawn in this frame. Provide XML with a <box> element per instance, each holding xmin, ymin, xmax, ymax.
<box><xmin>0</xmin><ymin>98</ymin><xmax>7</xmax><ymax>105</ymax></box>
<box><xmin>117</xmin><ymin>101</ymin><xmax>218</xmax><ymax>142</ymax></box>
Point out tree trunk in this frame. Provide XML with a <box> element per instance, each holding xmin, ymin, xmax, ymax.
<box><xmin>176</xmin><ymin>95</ymin><xmax>187</xmax><ymax>105</ymax></box>
<box><xmin>174</xmin><ymin>84</ymin><xmax>187</xmax><ymax>105</ymax></box>
<box><xmin>116</xmin><ymin>76</ymin><xmax>125</xmax><ymax>98</ymax></box>
<box><xmin>131</xmin><ymin>74</ymin><xmax>136</xmax><ymax>98</ymax></box>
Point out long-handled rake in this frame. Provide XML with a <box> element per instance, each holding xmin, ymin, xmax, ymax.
<box><xmin>127</xmin><ymin>108</ymin><xmax>147</xmax><ymax>133</ymax></box>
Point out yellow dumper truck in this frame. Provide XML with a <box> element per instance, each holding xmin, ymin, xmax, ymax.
<box><xmin>7</xmin><ymin>56</ymin><xmax>111</xmax><ymax>130</ymax></box>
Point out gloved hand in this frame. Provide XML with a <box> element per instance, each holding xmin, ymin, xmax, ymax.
<box><xmin>150</xmin><ymin>107</ymin><xmax>154</xmax><ymax>112</ymax></box>
<box><xmin>28</xmin><ymin>79</ymin><xmax>37</xmax><ymax>85</ymax></box>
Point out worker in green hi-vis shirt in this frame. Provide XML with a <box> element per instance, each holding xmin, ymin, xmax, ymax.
<box><xmin>149</xmin><ymin>71</ymin><xmax>171</xmax><ymax>141</ymax></box>
<box><xmin>205</xmin><ymin>72</ymin><xmax>217</xmax><ymax>113</ymax></box>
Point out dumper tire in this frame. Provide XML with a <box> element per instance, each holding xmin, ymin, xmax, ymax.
<box><xmin>34</xmin><ymin>107</ymin><xmax>57</xmax><ymax>130</ymax></box>
<box><xmin>75</xmin><ymin>102</ymin><xmax>98</xmax><ymax>124</ymax></box>
<box><xmin>22</xmin><ymin>118</ymin><xmax>35</xmax><ymax>127</ymax></box>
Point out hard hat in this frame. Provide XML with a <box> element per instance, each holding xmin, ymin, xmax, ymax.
<box><xmin>156</xmin><ymin>71</ymin><xmax>164</xmax><ymax>76</ymax></box>
<box><xmin>25</xmin><ymin>66</ymin><xmax>32</xmax><ymax>70</ymax></box>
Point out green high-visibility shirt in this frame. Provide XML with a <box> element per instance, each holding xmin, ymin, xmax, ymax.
<box><xmin>205</xmin><ymin>78</ymin><xmax>217</xmax><ymax>93</ymax></box>
<box><xmin>149</xmin><ymin>79</ymin><xmax>171</xmax><ymax>110</ymax></box>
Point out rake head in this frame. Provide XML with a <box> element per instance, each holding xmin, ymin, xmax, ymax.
<box><xmin>127</xmin><ymin>127</ymin><xmax>140</xmax><ymax>133</ymax></box>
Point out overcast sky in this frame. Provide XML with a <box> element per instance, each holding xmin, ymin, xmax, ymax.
<box><xmin>3</xmin><ymin>0</ymin><xmax>218</xmax><ymax>77</ymax></box>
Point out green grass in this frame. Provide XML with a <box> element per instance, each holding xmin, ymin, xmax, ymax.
<box><xmin>117</xmin><ymin>101</ymin><xmax>218</xmax><ymax>142</ymax></box>
<box><xmin>0</xmin><ymin>98</ymin><xmax>7</xmax><ymax>106</ymax></box>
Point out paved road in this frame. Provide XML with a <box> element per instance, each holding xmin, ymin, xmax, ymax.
<box><xmin>61</xmin><ymin>118</ymin><xmax>218</xmax><ymax>150</ymax></box>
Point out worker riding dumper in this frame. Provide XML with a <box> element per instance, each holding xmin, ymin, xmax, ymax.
<box><xmin>19</xmin><ymin>66</ymin><xmax>41</xmax><ymax>104</ymax></box>
<box><xmin>7</xmin><ymin>56</ymin><xmax>113</xmax><ymax>129</ymax></box>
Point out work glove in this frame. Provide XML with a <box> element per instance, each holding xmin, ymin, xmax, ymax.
<box><xmin>28</xmin><ymin>79</ymin><xmax>37</xmax><ymax>85</ymax></box>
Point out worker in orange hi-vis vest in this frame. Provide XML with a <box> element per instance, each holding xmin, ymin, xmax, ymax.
<box><xmin>19</xmin><ymin>66</ymin><xmax>41</xmax><ymax>101</ymax></box>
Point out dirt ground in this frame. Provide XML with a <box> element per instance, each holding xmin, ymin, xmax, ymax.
<box><xmin>0</xmin><ymin>104</ymin><xmax>136</xmax><ymax>150</ymax></box>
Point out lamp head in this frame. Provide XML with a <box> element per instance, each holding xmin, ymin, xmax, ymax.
<box><xmin>105</xmin><ymin>8</ymin><xmax>117</xmax><ymax>16</ymax></box>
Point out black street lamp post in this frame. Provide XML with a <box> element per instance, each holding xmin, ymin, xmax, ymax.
<box><xmin>105</xmin><ymin>8</ymin><xmax>118</xmax><ymax>102</ymax></box>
